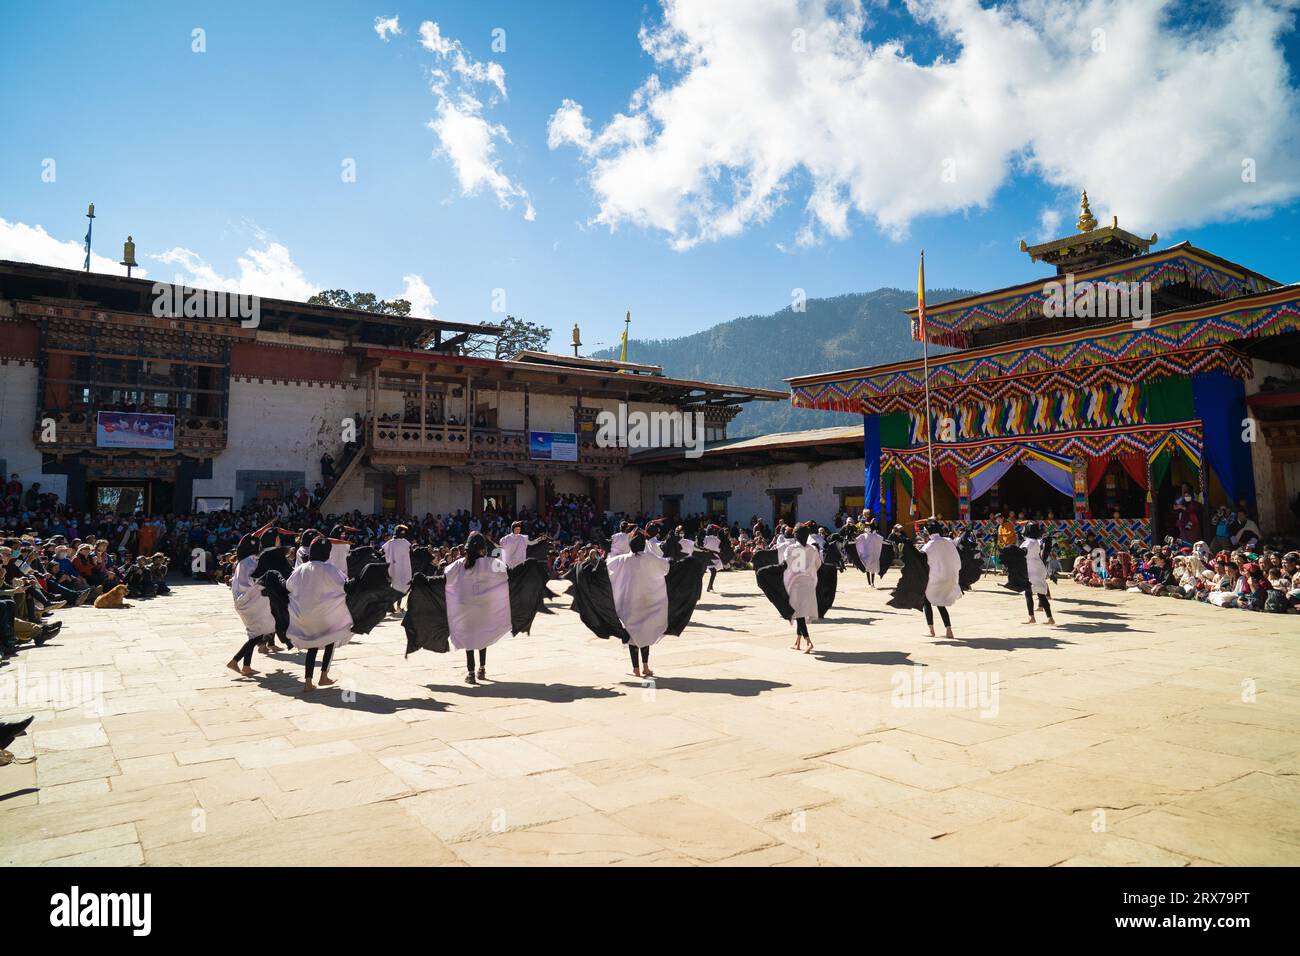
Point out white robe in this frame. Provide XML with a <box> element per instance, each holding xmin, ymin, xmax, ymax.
<box><xmin>679</xmin><ymin>537</ymin><xmax>696</xmax><ymax>557</ymax></box>
<box><xmin>608</xmin><ymin>532</ymin><xmax>631</xmax><ymax>557</ymax></box>
<box><xmin>328</xmin><ymin>541</ymin><xmax>350</xmax><ymax>577</ymax></box>
<box><xmin>445</xmin><ymin>556</ymin><xmax>512</xmax><ymax>651</ymax></box>
<box><xmin>783</xmin><ymin>543</ymin><xmax>822</xmax><ymax>621</ymax></box>
<box><xmin>381</xmin><ymin>537</ymin><xmax>412</xmax><ymax>593</ymax></box>
<box><xmin>607</xmin><ymin>551</ymin><xmax>670</xmax><ymax>647</ymax></box>
<box><xmin>295</xmin><ymin>546</ymin><xmax>309</xmax><ymax>567</ymax></box>
<box><xmin>855</xmin><ymin>531</ymin><xmax>884</xmax><ymax>574</ymax></box>
<box><xmin>1025</xmin><ymin>538</ymin><xmax>1051</xmax><ymax>596</ymax></box>
<box><xmin>702</xmin><ymin>534</ymin><xmax>722</xmax><ymax>570</ymax></box>
<box><xmin>286</xmin><ymin>560</ymin><xmax>354</xmax><ymax>650</ymax></box>
<box><xmin>922</xmin><ymin>534</ymin><xmax>963</xmax><ymax>607</ymax></box>
<box><xmin>646</xmin><ymin>538</ymin><xmax>664</xmax><ymax>558</ymax></box>
<box><xmin>499</xmin><ymin>532</ymin><xmax>532</xmax><ymax>569</ymax></box>
<box><xmin>231</xmin><ymin>555</ymin><xmax>275</xmax><ymax>639</ymax></box>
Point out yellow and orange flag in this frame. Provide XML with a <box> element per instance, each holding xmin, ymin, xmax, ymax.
<box><xmin>916</xmin><ymin>250</ymin><xmax>926</xmax><ymax>341</ymax></box>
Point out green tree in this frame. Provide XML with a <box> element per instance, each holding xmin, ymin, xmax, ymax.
<box><xmin>460</xmin><ymin>315</ymin><xmax>553</xmax><ymax>359</ymax></box>
<box><xmin>307</xmin><ymin>289</ymin><xmax>412</xmax><ymax>316</ymax></box>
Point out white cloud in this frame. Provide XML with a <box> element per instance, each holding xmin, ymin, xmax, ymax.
<box><xmin>549</xmin><ymin>0</ymin><xmax>1300</xmax><ymax>249</ymax></box>
<box><xmin>151</xmin><ymin>240</ymin><xmax>320</xmax><ymax>301</ymax></box>
<box><xmin>399</xmin><ymin>273</ymin><xmax>438</xmax><ymax>317</ymax></box>
<box><xmin>373</xmin><ymin>15</ymin><xmax>401</xmax><ymax>41</ymax></box>
<box><xmin>0</xmin><ymin>217</ymin><xmax>141</xmax><ymax>275</ymax></box>
<box><xmin>384</xmin><ymin>20</ymin><xmax>532</xmax><ymax>218</ymax></box>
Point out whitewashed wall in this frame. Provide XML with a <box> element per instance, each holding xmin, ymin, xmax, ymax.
<box><xmin>0</xmin><ymin>361</ymin><xmax>65</xmax><ymax>500</ymax></box>
<box><xmin>639</xmin><ymin>457</ymin><xmax>864</xmax><ymax>527</ymax></box>
<box><xmin>191</xmin><ymin>377</ymin><xmax>365</xmax><ymax>508</ymax></box>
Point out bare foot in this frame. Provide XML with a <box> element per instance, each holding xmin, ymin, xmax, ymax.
<box><xmin>318</xmin><ymin>674</ymin><xmax>336</xmax><ymax>687</ymax></box>
<box><xmin>803</xmin><ymin>643</ymin><xmax>814</xmax><ymax>654</ymax></box>
<box><xmin>1045</xmin><ymin>618</ymin><xmax>1056</xmax><ymax>626</ymax></box>
<box><xmin>1022</xmin><ymin>618</ymin><xmax>1036</xmax><ymax>625</ymax></box>
<box><xmin>927</xmin><ymin>627</ymin><xmax>936</xmax><ymax>637</ymax></box>
<box><xmin>631</xmin><ymin>665</ymin><xmax>641</xmax><ymax>678</ymax></box>
<box><xmin>643</xmin><ymin>667</ymin><xmax>654</xmax><ymax>677</ymax></box>
<box><xmin>302</xmin><ymin>681</ymin><xmax>316</xmax><ymax>694</ymax></box>
<box><xmin>227</xmin><ymin>660</ymin><xmax>243</xmax><ymax>676</ymax></box>
<box><xmin>944</xmin><ymin>628</ymin><xmax>954</xmax><ymax>639</ymax></box>
<box><xmin>242</xmin><ymin>665</ymin><xmax>256</xmax><ymax>677</ymax></box>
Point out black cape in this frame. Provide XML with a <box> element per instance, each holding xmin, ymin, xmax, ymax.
<box><xmin>346</xmin><ymin>545</ymin><xmax>380</xmax><ymax>581</ymax></box>
<box><xmin>1000</xmin><ymin>546</ymin><xmax>1029</xmax><ymax>592</ymax></box>
<box><xmin>402</xmin><ymin>558</ymin><xmax>550</xmax><ymax>656</ymax></box>
<box><xmin>886</xmin><ymin>541</ymin><xmax>929</xmax><ymax>611</ymax></box>
<box><xmin>568</xmin><ymin>555</ymin><xmax>706</xmax><ymax>642</ymax></box>
<box><xmin>754</xmin><ymin>558</ymin><xmax>838</xmax><ymax>620</ymax></box>
<box><xmin>841</xmin><ymin>534</ymin><xmax>867</xmax><ymax>573</ymax></box>
<box><xmin>257</xmin><ymin>571</ymin><xmax>290</xmax><ymax>641</ymax></box>
<box><xmin>409</xmin><ymin>546</ymin><xmax>434</xmax><ymax>576</ymax></box>
<box><xmin>252</xmin><ymin>548</ymin><xmax>294</xmax><ymax>640</ymax></box>
<box><xmin>345</xmin><ymin>561</ymin><xmax>403</xmax><ymax>634</ymax></box>
<box><xmin>751</xmin><ymin>547</ymin><xmax>780</xmax><ymax>571</ymax></box>
<box><xmin>958</xmin><ymin>536</ymin><xmax>984</xmax><ymax>591</ymax></box>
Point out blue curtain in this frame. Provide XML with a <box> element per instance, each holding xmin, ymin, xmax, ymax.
<box><xmin>1024</xmin><ymin>457</ymin><xmax>1074</xmax><ymax>498</ymax></box>
<box><xmin>969</xmin><ymin>454</ymin><xmax>1016</xmax><ymax>500</ymax></box>
<box><xmin>1192</xmin><ymin>372</ymin><xmax>1255</xmax><ymax>505</ymax></box>
<box><xmin>863</xmin><ymin>414</ymin><xmax>881</xmax><ymax>514</ymax></box>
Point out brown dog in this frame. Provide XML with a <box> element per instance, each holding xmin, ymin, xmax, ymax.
<box><xmin>93</xmin><ymin>584</ymin><xmax>129</xmax><ymax>609</ymax></box>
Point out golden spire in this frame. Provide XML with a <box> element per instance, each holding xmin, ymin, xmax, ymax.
<box><xmin>1077</xmin><ymin>190</ymin><xmax>1097</xmax><ymax>233</ymax></box>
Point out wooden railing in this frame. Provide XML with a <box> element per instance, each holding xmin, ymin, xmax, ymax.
<box><xmin>32</xmin><ymin>412</ymin><xmax>227</xmax><ymax>453</ymax></box>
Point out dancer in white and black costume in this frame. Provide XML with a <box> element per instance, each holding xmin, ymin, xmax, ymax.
<box><xmin>1001</xmin><ymin>522</ymin><xmax>1056</xmax><ymax>625</ymax></box>
<box><xmin>326</xmin><ymin>524</ymin><xmax>353</xmax><ymax>576</ymax></box>
<box><xmin>699</xmin><ymin>524</ymin><xmax>732</xmax><ymax>592</ymax></box>
<box><xmin>498</xmin><ymin>521</ymin><xmax>547</xmax><ymax>569</ymax></box>
<box><xmin>402</xmin><ymin>532</ymin><xmax>551</xmax><ymax>684</ymax></box>
<box><xmin>608</xmin><ymin>533</ymin><xmax>671</xmax><ymax>677</ymax></box>
<box><xmin>888</xmin><ymin>519</ymin><xmax>961</xmax><ymax>638</ymax></box>
<box><xmin>607</xmin><ymin>521</ymin><xmax>633</xmax><ymax>558</ymax></box>
<box><xmin>855</xmin><ymin>519</ymin><xmax>886</xmax><ymax>586</ymax></box>
<box><xmin>921</xmin><ymin>520</ymin><xmax>962</xmax><ymax>638</ymax></box>
<box><xmin>286</xmin><ymin>538</ymin><xmax>354</xmax><ymax>693</ymax></box>
<box><xmin>381</xmin><ymin>524</ymin><xmax>412</xmax><ymax>612</ymax></box>
<box><xmin>754</xmin><ymin>524</ymin><xmax>831</xmax><ymax>653</ymax></box>
<box><xmin>227</xmin><ymin>533</ymin><xmax>275</xmax><ymax>677</ymax></box>
<box><xmin>568</xmin><ymin>531</ymin><xmax>707</xmax><ymax>677</ymax></box>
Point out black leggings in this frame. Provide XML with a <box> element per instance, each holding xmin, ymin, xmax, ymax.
<box><xmin>708</xmin><ymin>568</ymin><xmax>718</xmax><ymax>589</ymax></box>
<box><xmin>233</xmin><ymin>634</ymin><xmax>266</xmax><ymax>667</ymax></box>
<box><xmin>465</xmin><ymin>648</ymin><xmax>487</xmax><ymax>671</ymax></box>
<box><xmin>922</xmin><ymin>601</ymin><xmax>951</xmax><ymax>628</ymax></box>
<box><xmin>1025</xmin><ymin>587</ymin><xmax>1052</xmax><ymax>617</ymax></box>
<box><xmin>795</xmin><ymin>618</ymin><xmax>809</xmax><ymax>638</ymax></box>
<box><xmin>305</xmin><ymin>644</ymin><xmax>334</xmax><ymax>682</ymax></box>
<box><xmin>628</xmin><ymin>644</ymin><xmax>650</xmax><ymax>667</ymax></box>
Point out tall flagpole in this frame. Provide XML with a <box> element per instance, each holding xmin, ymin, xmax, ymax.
<box><xmin>920</xmin><ymin>249</ymin><xmax>936</xmax><ymax>519</ymax></box>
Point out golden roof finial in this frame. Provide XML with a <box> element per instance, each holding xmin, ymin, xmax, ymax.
<box><xmin>1077</xmin><ymin>190</ymin><xmax>1097</xmax><ymax>233</ymax></box>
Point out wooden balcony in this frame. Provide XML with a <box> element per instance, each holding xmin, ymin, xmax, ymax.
<box><xmin>32</xmin><ymin>412</ymin><xmax>227</xmax><ymax>455</ymax></box>
<box><xmin>366</xmin><ymin>422</ymin><xmax>628</xmax><ymax>470</ymax></box>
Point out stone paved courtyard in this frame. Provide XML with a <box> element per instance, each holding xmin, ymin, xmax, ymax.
<box><xmin>2</xmin><ymin>569</ymin><xmax>1298</xmax><ymax>866</ymax></box>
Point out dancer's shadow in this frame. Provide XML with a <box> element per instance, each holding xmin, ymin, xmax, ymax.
<box><xmin>821</xmin><ymin>615</ymin><xmax>876</xmax><ymax>626</ymax></box>
<box><xmin>0</xmin><ymin>787</ymin><xmax>38</xmax><ymax>803</ymax></box>
<box><xmin>630</xmin><ymin>676</ymin><xmax>789</xmax><ymax>697</ymax></box>
<box><xmin>811</xmin><ymin>650</ymin><xmax>919</xmax><ymax>666</ymax></box>
<box><xmin>1052</xmin><ymin>596</ymin><xmax>1120</xmax><ymax>607</ymax></box>
<box><xmin>253</xmin><ymin>672</ymin><xmax>452</xmax><ymax>713</ymax></box>
<box><xmin>425</xmin><ymin>681</ymin><xmax>624</xmax><ymax>703</ymax></box>
<box><xmin>694</xmin><ymin>602</ymin><xmax>747</xmax><ymax>611</ymax></box>
<box><xmin>1053</xmin><ymin>621</ymin><xmax>1148</xmax><ymax>635</ymax></box>
<box><xmin>684</xmin><ymin>621</ymin><xmax>744</xmax><ymax>632</ymax></box>
<box><xmin>933</xmin><ymin>635</ymin><xmax>1074</xmax><ymax>651</ymax></box>
<box><xmin>1061</xmin><ymin>609</ymin><xmax>1128</xmax><ymax>621</ymax></box>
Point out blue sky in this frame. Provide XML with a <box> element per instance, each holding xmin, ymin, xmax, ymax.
<box><xmin>2</xmin><ymin>0</ymin><xmax>1299</xmax><ymax>353</ymax></box>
